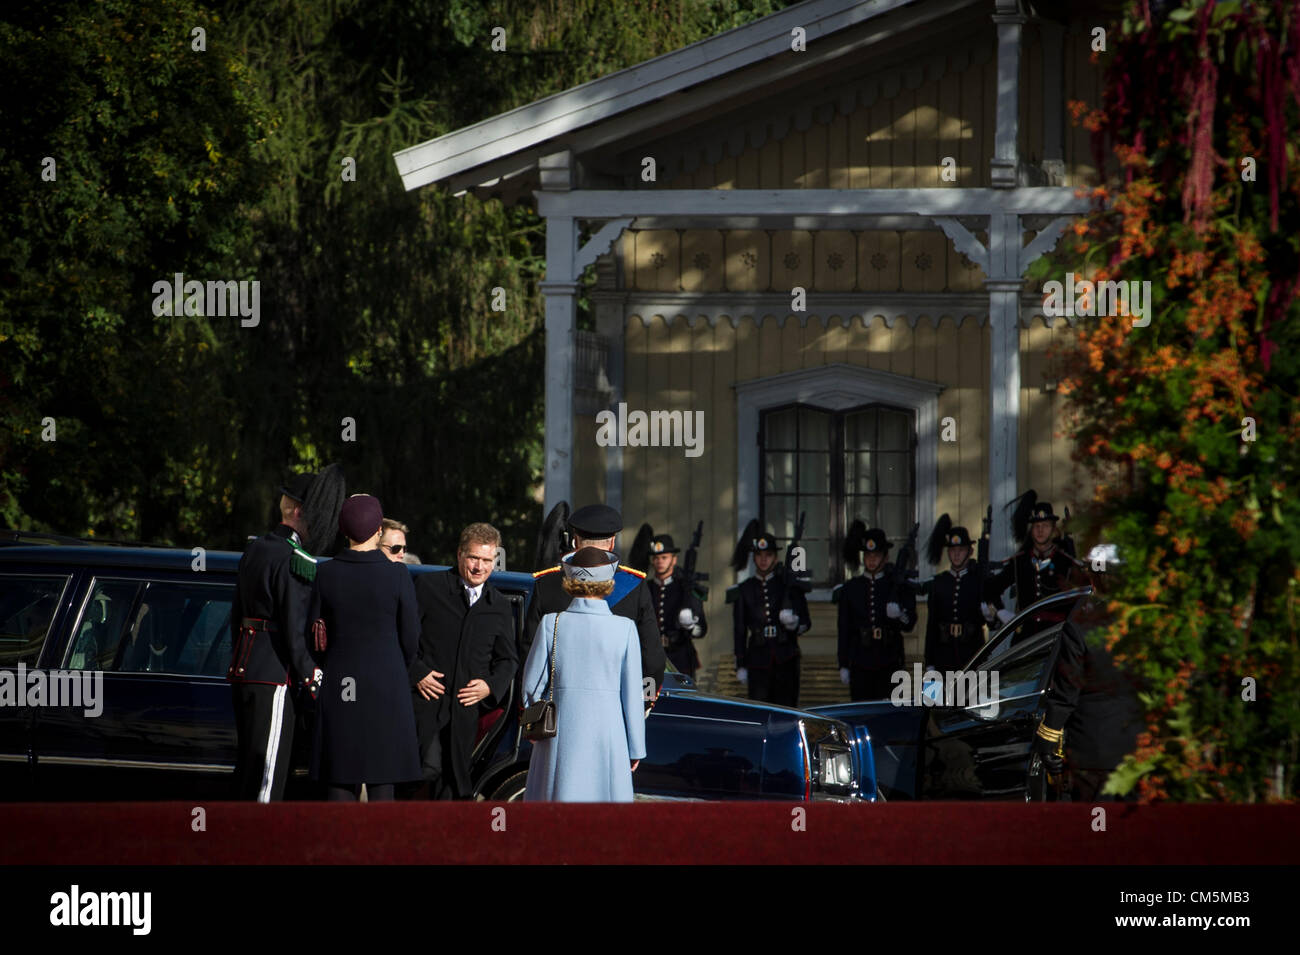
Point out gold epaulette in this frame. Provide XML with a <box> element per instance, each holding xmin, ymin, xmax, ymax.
<box><xmin>619</xmin><ymin>565</ymin><xmax>646</xmax><ymax>578</ymax></box>
<box><xmin>532</xmin><ymin>565</ymin><xmax>561</xmax><ymax>579</ymax></box>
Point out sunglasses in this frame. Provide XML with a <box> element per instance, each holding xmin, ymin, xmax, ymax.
<box><xmin>385</xmin><ymin>544</ymin><xmax>406</xmax><ymax>554</ymax></box>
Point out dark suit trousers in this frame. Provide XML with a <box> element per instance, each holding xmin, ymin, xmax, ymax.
<box><xmin>418</xmin><ymin>716</ymin><xmax>464</xmax><ymax>799</ymax></box>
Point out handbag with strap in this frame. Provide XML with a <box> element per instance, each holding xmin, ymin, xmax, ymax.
<box><xmin>520</xmin><ymin>613</ymin><xmax>559</xmax><ymax>740</ymax></box>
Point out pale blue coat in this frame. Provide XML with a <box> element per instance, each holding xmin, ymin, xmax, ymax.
<box><xmin>522</xmin><ymin>597</ymin><xmax>647</xmax><ymax>802</ymax></box>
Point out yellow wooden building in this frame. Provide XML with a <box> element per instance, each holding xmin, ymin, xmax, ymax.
<box><xmin>395</xmin><ymin>0</ymin><xmax>1108</xmax><ymax>688</ymax></box>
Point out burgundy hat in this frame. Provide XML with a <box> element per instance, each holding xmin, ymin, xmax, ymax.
<box><xmin>339</xmin><ymin>494</ymin><xmax>383</xmax><ymax>542</ymax></box>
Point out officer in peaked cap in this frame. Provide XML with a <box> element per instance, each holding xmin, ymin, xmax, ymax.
<box><xmin>646</xmin><ymin>534</ymin><xmax>708</xmax><ymax>679</ymax></box>
<box><xmin>913</xmin><ymin>520</ymin><xmax>987</xmax><ymax>673</ymax></box>
<box><xmin>228</xmin><ymin>468</ymin><xmax>342</xmax><ymax>801</ymax></box>
<box><xmin>984</xmin><ymin>497</ymin><xmax>1087</xmax><ymax>640</ymax></box>
<box><xmin>525</xmin><ymin>503</ymin><xmax>666</xmax><ymax>695</ymax></box>
<box><xmin>732</xmin><ymin>525</ymin><xmax>810</xmax><ymax>707</ymax></box>
<box><xmin>835</xmin><ymin>525</ymin><xmax>915</xmax><ymax>702</ymax></box>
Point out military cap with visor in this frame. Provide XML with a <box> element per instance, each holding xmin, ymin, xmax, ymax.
<box><xmin>568</xmin><ymin>504</ymin><xmax>623</xmax><ymax>538</ymax></box>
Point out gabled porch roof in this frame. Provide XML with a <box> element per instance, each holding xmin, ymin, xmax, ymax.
<box><xmin>393</xmin><ymin>0</ymin><xmax>985</xmax><ymax>199</ymax></box>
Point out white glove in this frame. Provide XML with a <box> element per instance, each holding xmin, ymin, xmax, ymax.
<box><xmin>779</xmin><ymin>608</ymin><xmax>799</xmax><ymax>630</ymax></box>
<box><xmin>886</xmin><ymin>601</ymin><xmax>901</xmax><ymax>619</ymax></box>
<box><xmin>996</xmin><ymin>608</ymin><xmax>1014</xmax><ymax>626</ymax></box>
<box><xmin>689</xmin><ymin>623</ymin><xmax>703</xmax><ymax>637</ymax></box>
<box><xmin>677</xmin><ymin>608</ymin><xmax>696</xmax><ymax>628</ymax></box>
<box><xmin>921</xmin><ymin>671</ymin><xmax>944</xmax><ymax>704</ymax></box>
<box><xmin>981</xmin><ymin>601</ymin><xmax>996</xmax><ymax>622</ymax></box>
<box><xmin>736</xmin><ymin>667</ymin><xmax>748</xmax><ymax>685</ymax></box>
<box><xmin>309</xmin><ymin>667</ymin><xmax>324</xmax><ymax>699</ymax></box>
<box><xmin>839</xmin><ymin>667</ymin><xmax>850</xmax><ymax>685</ymax></box>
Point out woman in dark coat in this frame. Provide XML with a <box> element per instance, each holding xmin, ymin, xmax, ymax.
<box><xmin>307</xmin><ymin>494</ymin><xmax>421</xmax><ymax>801</ymax></box>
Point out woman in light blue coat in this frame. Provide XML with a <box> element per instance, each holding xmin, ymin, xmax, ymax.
<box><xmin>522</xmin><ymin>547</ymin><xmax>646</xmax><ymax>802</ymax></box>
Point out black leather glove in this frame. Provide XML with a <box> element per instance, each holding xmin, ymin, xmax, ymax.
<box><xmin>1032</xmin><ymin>726</ymin><xmax>1064</xmax><ymax>776</ymax></box>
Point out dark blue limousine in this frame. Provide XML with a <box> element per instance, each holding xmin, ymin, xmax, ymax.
<box><xmin>0</xmin><ymin>543</ymin><xmax>875</xmax><ymax>802</ymax></box>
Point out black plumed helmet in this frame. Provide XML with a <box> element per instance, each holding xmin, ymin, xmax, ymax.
<box><xmin>1008</xmin><ymin>488</ymin><xmax>1038</xmax><ymax>546</ymax></box>
<box><xmin>842</xmin><ymin>519</ymin><xmax>868</xmax><ymax>570</ymax></box>
<box><xmin>627</xmin><ymin>523</ymin><xmax>654</xmax><ymax>573</ymax></box>
<box><xmin>731</xmin><ymin>518</ymin><xmax>763</xmax><ymax>572</ymax></box>
<box><xmin>926</xmin><ymin>513</ymin><xmax>953</xmax><ymax>566</ymax></box>
<box><xmin>302</xmin><ymin>463</ymin><xmax>347</xmax><ymax>556</ymax></box>
<box><xmin>533</xmin><ymin>501</ymin><xmax>570</xmax><ymax>571</ymax></box>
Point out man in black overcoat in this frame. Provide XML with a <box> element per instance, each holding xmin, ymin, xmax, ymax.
<box><xmin>525</xmin><ymin>503</ymin><xmax>664</xmax><ymax>696</ymax></box>
<box><xmin>410</xmin><ymin>522</ymin><xmax>518</xmax><ymax>799</ymax></box>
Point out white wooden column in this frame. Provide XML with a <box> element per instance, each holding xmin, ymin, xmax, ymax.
<box><xmin>986</xmin><ymin>277</ymin><xmax>1021</xmax><ymax>561</ymax></box>
<box><xmin>990</xmin><ymin>0</ymin><xmax>1026</xmax><ymax>188</ymax></box>
<box><xmin>540</xmin><ymin>215</ymin><xmax>577</xmax><ymax>514</ymax></box>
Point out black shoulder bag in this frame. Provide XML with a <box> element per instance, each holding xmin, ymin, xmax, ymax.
<box><xmin>521</xmin><ymin>613</ymin><xmax>559</xmax><ymax>740</ymax></box>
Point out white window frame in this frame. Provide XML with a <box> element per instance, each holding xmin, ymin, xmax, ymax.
<box><xmin>736</xmin><ymin>363</ymin><xmax>942</xmax><ymax>599</ymax></box>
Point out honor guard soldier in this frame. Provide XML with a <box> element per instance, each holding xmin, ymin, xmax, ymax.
<box><xmin>645</xmin><ymin>534</ymin><xmax>707</xmax><ymax>679</ymax></box>
<box><xmin>526</xmin><ymin>503</ymin><xmax>666</xmax><ymax>695</ymax></box>
<box><xmin>984</xmin><ymin>492</ymin><xmax>1088</xmax><ymax>639</ymax></box>
<box><xmin>835</xmin><ymin>523</ymin><xmax>915</xmax><ymax>701</ymax></box>
<box><xmin>1031</xmin><ymin>547</ymin><xmax>1142</xmax><ymax>801</ymax></box>
<box><xmin>914</xmin><ymin>516</ymin><xmax>987</xmax><ymax>672</ymax></box>
<box><xmin>730</xmin><ymin>521</ymin><xmax>810</xmax><ymax>707</ymax></box>
<box><xmin>228</xmin><ymin>465</ymin><xmax>345</xmax><ymax>801</ymax></box>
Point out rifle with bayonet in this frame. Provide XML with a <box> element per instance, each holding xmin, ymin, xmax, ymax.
<box><xmin>682</xmin><ymin>520</ymin><xmax>709</xmax><ymax>600</ymax></box>
<box><xmin>891</xmin><ymin>521</ymin><xmax>921</xmax><ymax>592</ymax></box>
<box><xmin>977</xmin><ymin>505</ymin><xmax>993</xmax><ymax>593</ymax></box>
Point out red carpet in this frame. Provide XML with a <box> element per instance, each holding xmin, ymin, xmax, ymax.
<box><xmin>2</xmin><ymin>802</ymin><xmax>1297</xmax><ymax>865</ymax></box>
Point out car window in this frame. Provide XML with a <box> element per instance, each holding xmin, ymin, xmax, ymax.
<box><xmin>0</xmin><ymin>574</ymin><xmax>70</xmax><ymax>667</ymax></box>
<box><xmin>65</xmin><ymin>579</ymin><xmax>143</xmax><ymax>671</ymax></box>
<box><xmin>114</xmin><ymin>580</ymin><xmax>233</xmax><ymax>676</ymax></box>
<box><xmin>971</xmin><ymin>616</ymin><xmax>1036</xmax><ymax>669</ymax></box>
<box><xmin>983</xmin><ymin>633</ymin><xmax>1055</xmax><ymax>700</ymax></box>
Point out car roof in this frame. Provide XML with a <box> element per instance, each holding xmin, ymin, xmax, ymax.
<box><xmin>0</xmin><ymin>544</ymin><xmax>246</xmax><ymax>573</ymax></box>
<box><xmin>0</xmin><ymin>544</ymin><xmax>536</xmax><ymax>591</ymax></box>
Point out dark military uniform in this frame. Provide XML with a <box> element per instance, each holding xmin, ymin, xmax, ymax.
<box><xmin>985</xmin><ymin>500</ymin><xmax>1086</xmax><ymax>639</ymax></box>
<box><xmin>524</xmin><ymin>503</ymin><xmax>666</xmax><ymax>693</ymax></box>
<box><xmin>733</xmin><ymin>567</ymin><xmax>810</xmax><ymax>707</ymax></box>
<box><xmin>916</xmin><ymin>563</ymin><xmax>986</xmax><ymax>671</ymax></box>
<box><xmin>648</xmin><ymin>568</ymin><xmax>707</xmax><ymax>678</ymax></box>
<box><xmin>1033</xmin><ymin>596</ymin><xmax>1142</xmax><ymax>801</ymax></box>
<box><xmin>836</xmin><ymin>567</ymin><xmax>916</xmax><ymax>701</ymax></box>
<box><xmin>228</xmin><ymin>523</ymin><xmax>319</xmax><ymax>801</ymax></box>
<box><xmin>984</xmin><ymin>544</ymin><xmax>1083</xmax><ymax>638</ymax></box>
<box><xmin>526</xmin><ymin>563</ymin><xmax>664</xmax><ymax>692</ymax></box>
